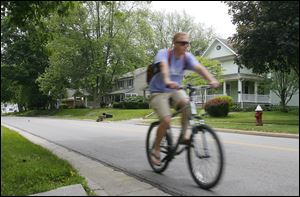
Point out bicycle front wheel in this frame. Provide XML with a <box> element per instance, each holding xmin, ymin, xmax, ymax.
<box><xmin>187</xmin><ymin>124</ymin><xmax>224</xmax><ymax>189</ymax></box>
<box><xmin>146</xmin><ymin>121</ymin><xmax>172</xmax><ymax>173</ymax></box>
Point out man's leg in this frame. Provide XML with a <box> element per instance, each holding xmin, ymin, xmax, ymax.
<box><xmin>179</xmin><ymin>99</ymin><xmax>190</xmax><ymax>141</ymax></box>
<box><xmin>149</xmin><ymin>93</ymin><xmax>171</xmax><ymax>165</ymax></box>
<box><xmin>173</xmin><ymin>90</ymin><xmax>190</xmax><ymax>141</ymax></box>
<box><xmin>153</xmin><ymin>116</ymin><xmax>171</xmax><ymax>159</ymax></box>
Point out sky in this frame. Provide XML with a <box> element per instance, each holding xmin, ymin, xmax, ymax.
<box><xmin>150</xmin><ymin>1</ymin><xmax>237</xmax><ymax>39</ymax></box>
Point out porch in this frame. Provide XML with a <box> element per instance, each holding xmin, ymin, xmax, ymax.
<box><xmin>192</xmin><ymin>93</ymin><xmax>270</xmax><ymax>104</ymax></box>
<box><xmin>191</xmin><ymin>74</ymin><xmax>271</xmax><ymax>107</ymax></box>
<box><xmin>102</xmin><ymin>88</ymin><xmax>137</xmax><ymax>104</ymax></box>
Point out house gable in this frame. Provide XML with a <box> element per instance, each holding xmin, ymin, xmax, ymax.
<box><xmin>202</xmin><ymin>38</ymin><xmax>236</xmax><ymax>60</ymax></box>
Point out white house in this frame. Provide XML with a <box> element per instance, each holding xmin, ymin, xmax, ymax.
<box><xmin>1</xmin><ymin>103</ymin><xmax>19</xmax><ymax>113</ymax></box>
<box><xmin>60</xmin><ymin>88</ymin><xmax>90</xmax><ymax>108</ymax></box>
<box><xmin>201</xmin><ymin>38</ymin><xmax>299</xmax><ymax>107</ymax></box>
<box><xmin>102</xmin><ymin>67</ymin><xmax>149</xmax><ymax>104</ymax></box>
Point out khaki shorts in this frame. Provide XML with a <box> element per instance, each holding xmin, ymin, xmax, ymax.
<box><xmin>149</xmin><ymin>90</ymin><xmax>189</xmax><ymax>119</ymax></box>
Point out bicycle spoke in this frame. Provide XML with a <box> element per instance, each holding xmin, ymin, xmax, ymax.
<box><xmin>146</xmin><ymin>122</ymin><xmax>173</xmax><ymax>173</ymax></box>
<box><xmin>187</xmin><ymin>126</ymin><xmax>224</xmax><ymax>189</ymax></box>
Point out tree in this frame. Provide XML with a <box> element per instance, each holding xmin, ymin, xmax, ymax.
<box><xmin>183</xmin><ymin>57</ymin><xmax>223</xmax><ymax>86</ymax></box>
<box><xmin>148</xmin><ymin>10</ymin><xmax>216</xmax><ymax>56</ymax></box>
<box><xmin>1</xmin><ymin>17</ymin><xmax>51</xmax><ymax>109</ymax></box>
<box><xmin>224</xmin><ymin>1</ymin><xmax>299</xmax><ymax>77</ymax></box>
<box><xmin>1</xmin><ymin>1</ymin><xmax>72</xmax><ymax>27</ymax></box>
<box><xmin>183</xmin><ymin>57</ymin><xmax>224</xmax><ymax>106</ymax></box>
<box><xmin>37</xmin><ymin>1</ymin><xmax>153</xmax><ymax>107</ymax></box>
<box><xmin>1</xmin><ymin>1</ymin><xmax>73</xmax><ymax>109</ymax></box>
<box><xmin>269</xmin><ymin>71</ymin><xmax>299</xmax><ymax>112</ymax></box>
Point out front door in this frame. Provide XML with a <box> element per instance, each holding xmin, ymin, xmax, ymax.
<box><xmin>226</xmin><ymin>83</ymin><xmax>231</xmax><ymax>96</ymax></box>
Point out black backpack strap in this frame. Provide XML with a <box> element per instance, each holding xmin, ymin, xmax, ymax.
<box><xmin>183</xmin><ymin>52</ymin><xmax>188</xmax><ymax>70</ymax></box>
<box><xmin>168</xmin><ymin>49</ymin><xmax>172</xmax><ymax>65</ymax></box>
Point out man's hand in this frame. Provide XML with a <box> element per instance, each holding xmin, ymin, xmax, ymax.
<box><xmin>166</xmin><ymin>81</ymin><xmax>179</xmax><ymax>89</ymax></box>
<box><xmin>209</xmin><ymin>80</ymin><xmax>220</xmax><ymax>88</ymax></box>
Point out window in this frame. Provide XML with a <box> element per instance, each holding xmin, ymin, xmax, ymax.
<box><xmin>118</xmin><ymin>81</ymin><xmax>124</xmax><ymax>89</ymax></box>
<box><xmin>216</xmin><ymin>45</ymin><xmax>221</xmax><ymax>50</ymax></box>
<box><xmin>127</xmin><ymin>79</ymin><xmax>133</xmax><ymax>88</ymax></box>
<box><xmin>125</xmin><ymin>93</ymin><xmax>138</xmax><ymax>98</ymax></box>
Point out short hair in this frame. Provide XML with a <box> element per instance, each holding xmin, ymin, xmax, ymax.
<box><xmin>172</xmin><ymin>32</ymin><xmax>189</xmax><ymax>43</ymax></box>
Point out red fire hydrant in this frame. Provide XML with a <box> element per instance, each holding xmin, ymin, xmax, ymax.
<box><xmin>255</xmin><ymin>105</ymin><xmax>263</xmax><ymax>126</ymax></box>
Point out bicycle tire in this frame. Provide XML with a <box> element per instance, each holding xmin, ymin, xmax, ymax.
<box><xmin>146</xmin><ymin>121</ymin><xmax>173</xmax><ymax>173</ymax></box>
<box><xmin>187</xmin><ymin>124</ymin><xmax>224</xmax><ymax>189</ymax></box>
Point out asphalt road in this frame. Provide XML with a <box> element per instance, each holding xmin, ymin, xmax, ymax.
<box><xmin>1</xmin><ymin>116</ymin><xmax>299</xmax><ymax>196</ymax></box>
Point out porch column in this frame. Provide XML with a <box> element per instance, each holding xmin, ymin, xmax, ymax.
<box><xmin>254</xmin><ymin>81</ymin><xmax>258</xmax><ymax>103</ymax></box>
<box><xmin>238</xmin><ymin>79</ymin><xmax>243</xmax><ymax>108</ymax></box>
<box><xmin>223</xmin><ymin>81</ymin><xmax>227</xmax><ymax>95</ymax></box>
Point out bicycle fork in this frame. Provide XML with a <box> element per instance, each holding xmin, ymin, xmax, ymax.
<box><xmin>192</xmin><ymin>127</ymin><xmax>211</xmax><ymax>159</ymax></box>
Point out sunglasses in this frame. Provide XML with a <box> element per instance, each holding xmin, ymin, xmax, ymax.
<box><xmin>175</xmin><ymin>41</ymin><xmax>190</xmax><ymax>46</ymax></box>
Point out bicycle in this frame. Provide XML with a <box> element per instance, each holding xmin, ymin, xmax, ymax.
<box><xmin>146</xmin><ymin>84</ymin><xmax>224</xmax><ymax>189</ymax></box>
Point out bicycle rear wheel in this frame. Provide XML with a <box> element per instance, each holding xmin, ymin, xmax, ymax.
<box><xmin>146</xmin><ymin>121</ymin><xmax>173</xmax><ymax>173</ymax></box>
<box><xmin>187</xmin><ymin>124</ymin><xmax>224</xmax><ymax>189</ymax></box>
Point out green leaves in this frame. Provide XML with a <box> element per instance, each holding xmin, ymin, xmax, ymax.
<box><xmin>183</xmin><ymin>57</ymin><xmax>223</xmax><ymax>86</ymax></box>
<box><xmin>225</xmin><ymin>1</ymin><xmax>299</xmax><ymax>76</ymax></box>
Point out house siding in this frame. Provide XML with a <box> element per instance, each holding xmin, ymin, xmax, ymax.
<box><xmin>206</xmin><ymin>40</ymin><xmax>233</xmax><ymax>59</ymax></box>
<box><xmin>240</xmin><ymin>66</ymin><xmax>254</xmax><ymax>75</ymax></box>
<box><xmin>133</xmin><ymin>72</ymin><xmax>147</xmax><ymax>96</ymax></box>
<box><xmin>222</xmin><ymin>60</ymin><xmax>238</xmax><ymax>75</ymax></box>
<box><xmin>270</xmin><ymin>90</ymin><xmax>299</xmax><ymax>106</ymax></box>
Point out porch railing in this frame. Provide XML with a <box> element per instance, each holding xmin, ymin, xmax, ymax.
<box><xmin>192</xmin><ymin>94</ymin><xmax>224</xmax><ymax>104</ymax></box>
<box><xmin>242</xmin><ymin>94</ymin><xmax>270</xmax><ymax>103</ymax></box>
<box><xmin>192</xmin><ymin>94</ymin><xmax>270</xmax><ymax>104</ymax></box>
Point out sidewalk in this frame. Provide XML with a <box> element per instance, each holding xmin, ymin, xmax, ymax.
<box><xmin>2</xmin><ymin>124</ymin><xmax>170</xmax><ymax>196</ymax></box>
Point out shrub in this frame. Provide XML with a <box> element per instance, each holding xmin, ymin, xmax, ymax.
<box><xmin>215</xmin><ymin>95</ymin><xmax>234</xmax><ymax>107</ymax></box>
<box><xmin>112</xmin><ymin>102</ymin><xmax>123</xmax><ymax>109</ymax></box>
<box><xmin>59</xmin><ymin>104</ymin><xmax>68</xmax><ymax>109</ymax></box>
<box><xmin>204</xmin><ymin>98</ymin><xmax>229</xmax><ymax>117</ymax></box>
<box><xmin>123</xmin><ymin>96</ymin><xmax>148</xmax><ymax>103</ymax></box>
<box><xmin>113</xmin><ymin>96</ymin><xmax>149</xmax><ymax>109</ymax></box>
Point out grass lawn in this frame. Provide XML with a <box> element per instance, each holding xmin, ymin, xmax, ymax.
<box><xmin>8</xmin><ymin>108</ymin><xmax>299</xmax><ymax>134</ymax></box>
<box><xmin>1</xmin><ymin>126</ymin><xmax>94</xmax><ymax>196</ymax></box>
<box><xmin>145</xmin><ymin>109</ymin><xmax>299</xmax><ymax>134</ymax></box>
<box><xmin>15</xmin><ymin>108</ymin><xmax>153</xmax><ymax>121</ymax></box>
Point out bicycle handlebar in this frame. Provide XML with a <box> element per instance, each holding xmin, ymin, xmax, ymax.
<box><xmin>179</xmin><ymin>84</ymin><xmax>212</xmax><ymax>91</ymax></box>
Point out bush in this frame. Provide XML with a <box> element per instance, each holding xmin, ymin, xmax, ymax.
<box><xmin>123</xmin><ymin>96</ymin><xmax>148</xmax><ymax>103</ymax></box>
<box><xmin>112</xmin><ymin>102</ymin><xmax>124</xmax><ymax>109</ymax></box>
<box><xmin>204</xmin><ymin>98</ymin><xmax>229</xmax><ymax>117</ymax></box>
<box><xmin>113</xmin><ymin>96</ymin><xmax>149</xmax><ymax>109</ymax></box>
<box><xmin>59</xmin><ymin>104</ymin><xmax>68</xmax><ymax>109</ymax></box>
<box><xmin>215</xmin><ymin>95</ymin><xmax>234</xmax><ymax>107</ymax></box>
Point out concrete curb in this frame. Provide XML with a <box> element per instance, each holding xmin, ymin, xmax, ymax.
<box><xmin>2</xmin><ymin>123</ymin><xmax>170</xmax><ymax>196</ymax></box>
<box><xmin>30</xmin><ymin>184</ymin><xmax>87</xmax><ymax>196</ymax></box>
<box><xmin>214</xmin><ymin>128</ymin><xmax>299</xmax><ymax>139</ymax></box>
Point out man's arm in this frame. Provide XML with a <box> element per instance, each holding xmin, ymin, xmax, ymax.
<box><xmin>160</xmin><ymin>60</ymin><xmax>179</xmax><ymax>89</ymax></box>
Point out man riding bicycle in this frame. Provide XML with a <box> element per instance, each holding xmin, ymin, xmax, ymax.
<box><xmin>149</xmin><ymin>32</ymin><xmax>220</xmax><ymax>166</ymax></box>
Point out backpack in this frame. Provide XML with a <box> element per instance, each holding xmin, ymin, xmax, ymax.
<box><xmin>146</xmin><ymin>49</ymin><xmax>187</xmax><ymax>84</ymax></box>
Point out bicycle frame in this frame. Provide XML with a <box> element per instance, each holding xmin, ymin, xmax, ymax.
<box><xmin>146</xmin><ymin>84</ymin><xmax>224</xmax><ymax>189</ymax></box>
<box><xmin>160</xmin><ymin>84</ymin><xmax>211</xmax><ymax>163</ymax></box>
